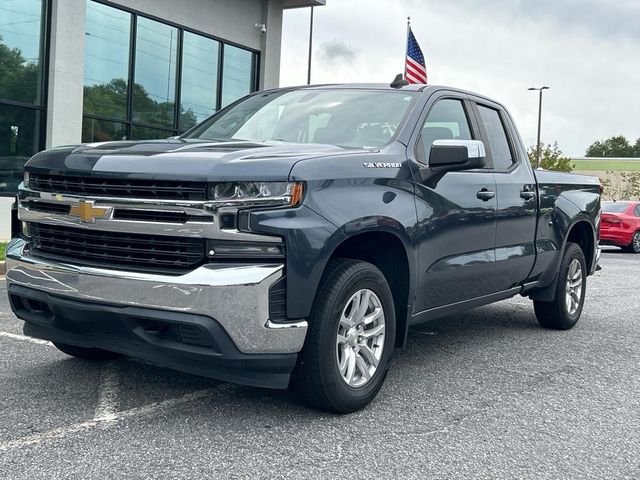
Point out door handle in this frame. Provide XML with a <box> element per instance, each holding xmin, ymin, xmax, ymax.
<box><xmin>476</xmin><ymin>188</ymin><xmax>495</xmax><ymax>201</ymax></box>
<box><xmin>520</xmin><ymin>186</ymin><xmax>536</xmax><ymax>200</ymax></box>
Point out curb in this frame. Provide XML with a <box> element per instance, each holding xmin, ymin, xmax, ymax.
<box><xmin>0</xmin><ymin>261</ymin><xmax>5</xmax><ymax>275</ymax></box>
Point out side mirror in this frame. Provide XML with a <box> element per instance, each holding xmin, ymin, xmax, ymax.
<box><xmin>428</xmin><ymin>139</ymin><xmax>486</xmax><ymax>172</ymax></box>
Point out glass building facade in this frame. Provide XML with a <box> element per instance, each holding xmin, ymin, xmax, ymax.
<box><xmin>81</xmin><ymin>0</ymin><xmax>258</xmax><ymax>143</ymax></box>
<box><xmin>0</xmin><ymin>0</ymin><xmax>47</xmax><ymax>195</ymax></box>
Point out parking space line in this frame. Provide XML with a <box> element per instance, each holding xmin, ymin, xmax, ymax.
<box><xmin>0</xmin><ymin>388</ymin><xmax>217</xmax><ymax>452</ymax></box>
<box><xmin>94</xmin><ymin>364</ymin><xmax>120</xmax><ymax>421</ymax></box>
<box><xmin>0</xmin><ymin>331</ymin><xmax>53</xmax><ymax>346</ymax></box>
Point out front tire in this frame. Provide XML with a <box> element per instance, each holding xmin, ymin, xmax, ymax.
<box><xmin>292</xmin><ymin>259</ymin><xmax>396</xmax><ymax>413</ymax></box>
<box><xmin>533</xmin><ymin>243</ymin><xmax>587</xmax><ymax>330</ymax></box>
<box><xmin>53</xmin><ymin>342</ymin><xmax>122</xmax><ymax>361</ymax></box>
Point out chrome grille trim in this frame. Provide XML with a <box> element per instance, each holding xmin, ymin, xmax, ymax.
<box><xmin>17</xmin><ymin>186</ymin><xmax>282</xmax><ymax>243</ymax></box>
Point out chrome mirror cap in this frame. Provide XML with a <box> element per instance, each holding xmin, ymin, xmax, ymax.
<box><xmin>432</xmin><ymin>139</ymin><xmax>486</xmax><ymax>159</ymax></box>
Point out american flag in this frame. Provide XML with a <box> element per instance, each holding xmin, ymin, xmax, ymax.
<box><xmin>405</xmin><ymin>28</ymin><xmax>427</xmax><ymax>84</ymax></box>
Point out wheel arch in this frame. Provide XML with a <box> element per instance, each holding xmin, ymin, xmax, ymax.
<box><xmin>325</xmin><ymin>225</ymin><xmax>415</xmax><ymax>348</ymax></box>
<box><xmin>564</xmin><ymin>218</ymin><xmax>597</xmax><ymax>273</ymax></box>
<box><xmin>529</xmin><ymin>217</ymin><xmax>597</xmax><ymax>302</ymax></box>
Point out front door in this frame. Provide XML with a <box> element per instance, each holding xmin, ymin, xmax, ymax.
<box><xmin>411</xmin><ymin>96</ymin><xmax>498</xmax><ymax>313</ymax></box>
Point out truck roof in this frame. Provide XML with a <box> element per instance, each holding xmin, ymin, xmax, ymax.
<box><xmin>271</xmin><ymin>83</ymin><xmax>505</xmax><ymax>109</ymax></box>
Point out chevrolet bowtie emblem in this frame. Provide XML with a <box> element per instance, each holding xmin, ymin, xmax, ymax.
<box><xmin>69</xmin><ymin>200</ymin><xmax>110</xmax><ymax>223</ymax></box>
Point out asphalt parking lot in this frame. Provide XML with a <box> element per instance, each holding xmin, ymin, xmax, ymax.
<box><xmin>1</xmin><ymin>249</ymin><xmax>639</xmax><ymax>479</ymax></box>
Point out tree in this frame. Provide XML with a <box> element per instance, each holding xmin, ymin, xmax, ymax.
<box><xmin>0</xmin><ymin>36</ymin><xmax>40</xmax><ymax>104</ymax></box>
<box><xmin>621</xmin><ymin>172</ymin><xmax>640</xmax><ymax>200</ymax></box>
<box><xmin>585</xmin><ymin>135</ymin><xmax>635</xmax><ymax>157</ymax></box>
<box><xmin>527</xmin><ymin>142</ymin><xmax>574</xmax><ymax>172</ymax></box>
<box><xmin>599</xmin><ymin>171</ymin><xmax>640</xmax><ymax>201</ymax></box>
<box><xmin>0</xmin><ymin>37</ymin><xmax>40</xmax><ymax>157</ymax></box>
<box><xmin>634</xmin><ymin>138</ymin><xmax>640</xmax><ymax>158</ymax></box>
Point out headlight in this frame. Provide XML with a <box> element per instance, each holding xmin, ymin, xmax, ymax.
<box><xmin>23</xmin><ymin>171</ymin><xmax>30</xmax><ymax>189</ymax></box>
<box><xmin>207</xmin><ymin>181</ymin><xmax>304</xmax><ymax>207</ymax></box>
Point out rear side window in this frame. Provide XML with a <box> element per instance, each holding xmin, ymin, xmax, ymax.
<box><xmin>477</xmin><ymin>105</ymin><xmax>513</xmax><ymax>170</ymax></box>
<box><xmin>420</xmin><ymin>99</ymin><xmax>473</xmax><ymax>162</ymax></box>
<box><xmin>634</xmin><ymin>205</ymin><xmax>640</xmax><ymax>217</ymax></box>
<box><xmin>602</xmin><ymin>202</ymin><xmax>630</xmax><ymax>213</ymax></box>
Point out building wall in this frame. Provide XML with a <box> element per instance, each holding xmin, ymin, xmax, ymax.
<box><xmin>1</xmin><ymin>197</ymin><xmax>12</xmax><ymax>241</ymax></box>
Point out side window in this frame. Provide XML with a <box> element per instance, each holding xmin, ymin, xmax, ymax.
<box><xmin>477</xmin><ymin>105</ymin><xmax>514</xmax><ymax>170</ymax></box>
<box><xmin>420</xmin><ymin>99</ymin><xmax>473</xmax><ymax>163</ymax></box>
<box><xmin>635</xmin><ymin>205</ymin><xmax>640</xmax><ymax>217</ymax></box>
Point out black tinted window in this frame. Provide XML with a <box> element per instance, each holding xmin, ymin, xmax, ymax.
<box><xmin>421</xmin><ymin>99</ymin><xmax>473</xmax><ymax>162</ymax></box>
<box><xmin>478</xmin><ymin>105</ymin><xmax>513</xmax><ymax>170</ymax></box>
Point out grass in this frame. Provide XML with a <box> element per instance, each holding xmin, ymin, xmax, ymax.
<box><xmin>572</xmin><ymin>159</ymin><xmax>640</xmax><ymax>171</ymax></box>
<box><xmin>0</xmin><ymin>242</ymin><xmax>6</xmax><ymax>261</ymax></box>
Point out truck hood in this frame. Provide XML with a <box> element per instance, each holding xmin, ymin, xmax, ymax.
<box><xmin>24</xmin><ymin>139</ymin><xmax>365</xmax><ymax>182</ymax></box>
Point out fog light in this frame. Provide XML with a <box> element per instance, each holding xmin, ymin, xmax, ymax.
<box><xmin>206</xmin><ymin>240</ymin><xmax>284</xmax><ymax>259</ymax></box>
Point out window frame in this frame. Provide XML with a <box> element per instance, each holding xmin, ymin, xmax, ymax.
<box><xmin>82</xmin><ymin>0</ymin><xmax>260</xmax><ymax>141</ymax></box>
<box><xmin>411</xmin><ymin>92</ymin><xmax>482</xmax><ymax>168</ymax></box>
<box><xmin>0</xmin><ymin>0</ymin><xmax>51</xmax><ymax>197</ymax></box>
<box><xmin>470</xmin><ymin>101</ymin><xmax>520</xmax><ymax>173</ymax></box>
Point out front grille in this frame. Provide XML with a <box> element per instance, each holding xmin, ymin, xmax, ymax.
<box><xmin>29</xmin><ymin>173</ymin><xmax>207</xmax><ymax>201</ymax></box>
<box><xmin>29</xmin><ymin>223</ymin><xmax>205</xmax><ymax>273</ymax></box>
<box><xmin>22</xmin><ymin>200</ymin><xmax>71</xmax><ymax>215</ymax></box>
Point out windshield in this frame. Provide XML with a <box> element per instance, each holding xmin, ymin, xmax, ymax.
<box><xmin>184</xmin><ymin>89</ymin><xmax>418</xmax><ymax>148</ymax></box>
<box><xmin>602</xmin><ymin>202</ymin><xmax>630</xmax><ymax>213</ymax></box>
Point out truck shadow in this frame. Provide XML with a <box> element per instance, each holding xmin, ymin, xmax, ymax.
<box><xmin>11</xmin><ymin>299</ymin><xmax>546</xmax><ymax>418</ymax></box>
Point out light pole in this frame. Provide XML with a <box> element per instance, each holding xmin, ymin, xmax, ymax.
<box><xmin>528</xmin><ymin>86</ymin><xmax>550</xmax><ymax>168</ymax></box>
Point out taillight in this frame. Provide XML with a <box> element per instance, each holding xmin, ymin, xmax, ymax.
<box><xmin>602</xmin><ymin>216</ymin><xmax>621</xmax><ymax>225</ymax></box>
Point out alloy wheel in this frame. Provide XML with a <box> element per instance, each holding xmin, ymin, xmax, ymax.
<box><xmin>335</xmin><ymin>289</ymin><xmax>386</xmax><ymax>388</ymax></box>
<box><xmin>565</xmin><ymin>258</ymin><xmax>583</xmax><ymax>316</ymax></box>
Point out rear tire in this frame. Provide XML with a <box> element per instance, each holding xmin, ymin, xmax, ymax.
<box><xmin>533</xmin><ymin>243</ymin><xmax>587</xmax><ymax>330</ymax></box>
<box><xmin>624</xmin><ymin>231</ymin><xmax>640</xmax><ymax>253</ymax></box>
<box><xmin>291</xmin><ymin>259</ymin><xmax>396</xmax><ymax>413</ymax></box>
<box><xmin>53</xmin><ymin>342</ymin><xmax>122</xmax><ymax>361</ymax></box>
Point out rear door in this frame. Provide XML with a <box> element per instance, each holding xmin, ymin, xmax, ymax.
<box><xmin>409</xmin><ymin>92</ymin><xmax>498</xmax><ymax>313</ymax></box>
<box><xmin>470</xmin><ymin>97</ymin><xmax>538</xmax><ymax>290</ymax></box>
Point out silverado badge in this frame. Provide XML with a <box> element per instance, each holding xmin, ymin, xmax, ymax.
<box><xmin>69</xmin><ymin>200</ymin><xmax>111</xmax><ymax>223</ymax></box>
<box><xmin>363</xmin><ymin>162</ymin><xmax>402</xmax><ymax>168</ymax></box>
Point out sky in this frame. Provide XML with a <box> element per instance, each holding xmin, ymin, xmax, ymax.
<box><xmin>280</xmin><ymin>0</ymin><xmax>640</xmax><ymax>156</ymax></box>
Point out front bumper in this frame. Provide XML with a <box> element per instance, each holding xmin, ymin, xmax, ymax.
<box><xmin>5</xmin><ymin>237</ymin><xmax>308</xmax><ymax>388</ymax></box>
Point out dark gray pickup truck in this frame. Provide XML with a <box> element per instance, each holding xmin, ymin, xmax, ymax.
<box><xmin>6</xmin><ymin>84</ymin><xmax>601</xmax><ymax>412</ymax></box>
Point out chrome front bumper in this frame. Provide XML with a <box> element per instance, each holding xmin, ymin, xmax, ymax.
<box><xmin>5</xmin><ymin>238</ymin><xmax>307</xmax><ymax>354</ymax></box>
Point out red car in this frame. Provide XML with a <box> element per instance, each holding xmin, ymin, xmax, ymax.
<box><xmin>600</xmin><ymin>201</ymin><xmax>640</xmax><ymax>253</ymax></box>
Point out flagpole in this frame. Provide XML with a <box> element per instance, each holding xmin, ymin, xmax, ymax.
<box><xmin>404</xmin><ymin>17</ymin><xmax>410</xmax><ymax>79</ymax></box>
<box><xmin>307</xmin><ymin>6</ymin><xmax>314</xmax><ymax>85</ymax></box>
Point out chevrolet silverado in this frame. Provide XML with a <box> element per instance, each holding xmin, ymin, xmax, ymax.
<box><xmin>6</xmin><ymin>84</ymin><xmax>601</xmax><ymax>412</ymax></box>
